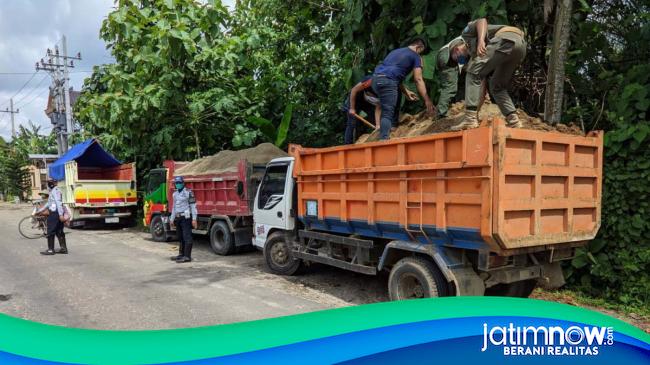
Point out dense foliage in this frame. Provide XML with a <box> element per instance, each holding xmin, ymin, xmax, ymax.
<box><xmin>74</xmin><ymin>0</ymin><xmax>649</xmax><ymax>306</ymax></box>
<box><xmin>567</xmin><ymin>64</ymin><xmax>650</xmax><ymax>306</ymax></box>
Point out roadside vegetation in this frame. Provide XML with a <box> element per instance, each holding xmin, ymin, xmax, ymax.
<box><xmin>0</xmin><ymin>0</ymin><xmax>643</xmax><ymax>309</ymax></box>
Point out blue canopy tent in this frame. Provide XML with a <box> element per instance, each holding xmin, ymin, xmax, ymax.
<box><xmin>48</xmin><ymin>138</ymin><xmax>122</xmax><ymax>181</ymax></box>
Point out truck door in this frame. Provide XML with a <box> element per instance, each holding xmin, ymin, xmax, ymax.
<box><xmin>253</xmin><ymin>160</ymin><xmax>294</xmax><ymax>248</ymax></box>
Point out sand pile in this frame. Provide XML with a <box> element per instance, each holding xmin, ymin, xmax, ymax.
<box><xmin>176</xmin><ymin>143</ymin><xmax>287</xmax><ymax>176</ymax></box>
<box><xmin>356</xmin><ymin>100</ymin><xmax>583</xmax><ymax>143</ymax></box>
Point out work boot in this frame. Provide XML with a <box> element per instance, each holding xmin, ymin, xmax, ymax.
<box><xmin>169</xmin><ymin>255</ymin><xmax>183</xmax><ymax>261</ymax></box>
<box><xmin>41</xmin><ymin>236</ymin><xmax>55</xmax><ymax>255</ymax></box>
<box><xmin>175</xmin><ymin>256</ymin><xmax>192</xmax><ymax>264</ymax></box>
<box><xmin>183</xmin><ymin>242</ymin><xmax>193</xmax><ymax>261</ymax></box>
<box><xmin>506</xmin><ymin>113</ymin><xmax>523</xmax><ymax>128</ymax></box>
<box><xmin>450</xmin><ymin>111</ymin><xmax>479</xmax><ymax>131</ymax></box>
<box><xmin>55</xmin><ymin>235</ymin><xmax>68</xmax><ymax>254</ymax></box>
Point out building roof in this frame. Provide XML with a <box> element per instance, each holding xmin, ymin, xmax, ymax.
<box><xmin>28</xmin><ymin>154</ymin><xmax>59</xmax><ymax>160</ymax></box>
<box><xmin>44</xmin><ymin>88</ymin><xmax>81</xmax><ymax>117</ymax></box>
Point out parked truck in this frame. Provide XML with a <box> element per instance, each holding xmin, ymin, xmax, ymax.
<box><xmin>143</xmin><ymin>144</ymin><xmax>286</xmax><ymax>255</ymax></box>
<box><xmin>48</xmin><ymin>138</ymin><xmax>137</xmax><ymax>227</ymax></box>
<box><xmin>253</xmin><ymin>120</ymin><xmax>604</xmax><ymax>299</ymax></box>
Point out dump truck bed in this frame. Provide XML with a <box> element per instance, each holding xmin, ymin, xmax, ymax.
<box><xmin>168</xmin><ymin>159</ymin><xmax>265</xmax><ymax>217</ymax></box>
<box><xmin>63</xmin><ymin>161</ymin><xmax>137</xmax><ymax>207</ymax></box>
<box><xmin>290</xmin><ymin>119</ymin><xmax>603</xmax><ymax>255</ymax></box>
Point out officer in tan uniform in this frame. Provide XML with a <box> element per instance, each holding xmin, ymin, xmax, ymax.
<box><xmin>447</xmin><ymin>18</ymin><xmax>527</xmax><ymax>130</ymax></box>
<box><xmin>435</xmin><ymin>36</ymin><xmax>466</xmax><ymax>118</ymax></box>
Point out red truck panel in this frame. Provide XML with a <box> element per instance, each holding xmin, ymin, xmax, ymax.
<box><xmin>77</xmin><ymin>163</ymin><xmax>134</xmax><ymax>180</ymax></box>
<box><xmin>166</xmin><ymin>159</ymin><xmax>256</xmax><ymax>217</ymax></box>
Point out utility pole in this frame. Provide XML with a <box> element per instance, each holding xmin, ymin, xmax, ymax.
<box><xmin>0</xmin><ymin>98</ymin><xmax>19</xmax><ymax>139</ymax></box>
<box><xmin>36</xmin><ymin>35</ymin><xmax>81</xmax><ymax>155</ymax></box>
<box><xmin>62</xmin><ymin>35</ymin><xmax>74</xmax><ymax>139</ymax></box>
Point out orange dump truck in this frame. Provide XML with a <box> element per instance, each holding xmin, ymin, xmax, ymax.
<box><xmin>252</xmin><ymin>120</ymin><xmax>603</xmax><ymax>299</ymax></box>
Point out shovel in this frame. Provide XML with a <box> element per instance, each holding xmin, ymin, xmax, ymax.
<box><xmin>351</xmin><ymin>112</ymin><xmax>377</xmax><ymax>129</ymax></box>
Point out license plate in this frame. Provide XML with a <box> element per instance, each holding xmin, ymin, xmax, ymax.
<box><xmin>105</xmin><ymin>217</ymin><xmax>119</xmax><ymax>223</ymax></box>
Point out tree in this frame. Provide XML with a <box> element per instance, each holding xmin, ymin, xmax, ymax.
<box><xmin>12</xmin><ymin>122</ymin><xmax>58</xmax><ymax>156</ymax></box>
<box><xmin>0</xmin><ymin>144</ymin><xmax>31</xmax><ymax>201</ymax></box>
<box><xmin>543</xmin><ymin>0</ymin><xmax>573</xmax><ymax>124</ymax></box>
<box><xmin>75</xmin><ymin>0</ymin><xmax>233</xmax><ymax>174</ymax></box>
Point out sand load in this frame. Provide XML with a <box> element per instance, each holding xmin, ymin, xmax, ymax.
<box><xmin>175</xmin><ymin>143</ymin><xmax>287</xmax><ymax>176</ymax></box>
<box><xmin>357</xmin><ymin>100</ymin><xmax>583</xmax><ymax>143</ymax></box>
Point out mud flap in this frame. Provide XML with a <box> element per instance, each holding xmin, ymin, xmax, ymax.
<box><xmin>538</xmin><ymin>262</ymin><xmax>565</xmax><ymax>289</ymax></box>
<box><xmin>447</xmin><ymin>266</ymin><xmax>486</xmax><ymax>296</ymax></box>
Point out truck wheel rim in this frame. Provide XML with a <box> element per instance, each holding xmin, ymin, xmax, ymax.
<box><xmin>154</xmin><ymin>221</ymin><xmax>163</xmax><ymax>236</ymax></box>
<box><xmin>271</xmin><ymin>242</ymin><xmax>289</xmax><ymax>266</ymax></box>
<box><xmin>398</xmin><ymin>273</ymin><xmax>425</xmax><ymax>299</ymax></box>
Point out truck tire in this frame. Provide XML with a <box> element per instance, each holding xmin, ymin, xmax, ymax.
<box><xmin>485</xmin><ymin>279</ymin><xmax>537</xmax><ymax>298</ymax></box>
<box><xmin>209</xmin><ymin>221</ymin><xmax>235</xmax><ymax>256</ymax></box>
<box><xmin>264</xmin><ymin>232</ymin><xmax>302</xmax><ymax>276</ymax></box>
<box><xmin>150</xmin><ymin>215</ymin><xmax>170</xmax><ymax>242</ymax></box>
<box><xmin>388</xmin><ymin>257</ymin><xmax>448</xmax><ymax>301</ymax></box>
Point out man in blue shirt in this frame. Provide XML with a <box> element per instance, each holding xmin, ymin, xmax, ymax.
<box><xmin>372</xmin><ymin>37</ymin><xmax>435</xmax><ymax>140</ymax></box>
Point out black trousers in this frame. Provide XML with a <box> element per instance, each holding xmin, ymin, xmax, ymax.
<box><xmin>46</xmin><ymin>211</ymin><xmax>65</xmax><ymax>250</ymax></box>
<box><xmin>46</xmin><ymin>211</ymin><xmax>64</xmax><ymax>238</ymax></box>
<box><xmin>175</xmin><ymin>217</ymin><xmax>193</xmax><ymax>258</ymax></box>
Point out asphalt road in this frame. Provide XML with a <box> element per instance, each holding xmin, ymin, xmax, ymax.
<box><xmin>0</xmin><ymin>203</ymin><xmax>387</xmax><ymax>330</ymax></box>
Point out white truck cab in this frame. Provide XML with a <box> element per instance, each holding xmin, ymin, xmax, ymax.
<box><xmin>252</xmin><ymin>157</ymin><xmax>296</xmax><ymax>251</ymax></box>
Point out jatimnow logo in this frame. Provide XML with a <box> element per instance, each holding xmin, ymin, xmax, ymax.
<box><xmin>481</xmin><ymin>323</ymin><xmax>614</xmax><ymax>356</ymax></box>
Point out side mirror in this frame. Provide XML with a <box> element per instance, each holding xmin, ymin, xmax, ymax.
<box><xmin>236</xmin><ymin>181</ymin><xmax>244</xmax><ymax>196</ymax></box>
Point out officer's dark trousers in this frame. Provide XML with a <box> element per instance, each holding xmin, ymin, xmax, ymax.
<box><xmin>46</xmin><ymin>211</ymin><xmax>65</xmax><ymax>250</ymax></box>
<box><xmin>176</xmin><ymin>217</ymin><xmax>193</xmax><ymax>259</ymax></box>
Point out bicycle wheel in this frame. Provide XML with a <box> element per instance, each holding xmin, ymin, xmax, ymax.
<box><xmin>18</xmin><ymin>216</ymin><xmax>47</xmax><ymax>239</ymax></box>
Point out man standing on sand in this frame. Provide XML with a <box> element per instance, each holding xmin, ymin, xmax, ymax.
<box><xmin>344</xmin><ymin>75</ymin><xmax>420</xmax><ymax>144</ymax></box>
<box><xmin>435</xmin><ymin>36</ymin><xmax>467</xmax><ymax>119</ymax></box>
<box><xmin>448</xmin><ymin>18</ymin><xmax>527</xmax><ymax>130</ymax></box>
<box><xmin>343</xmin><ymin>75</ymin><xmax>381</xmax><ymax>144</ymax></box>
<box><xmin>371</xmin><ymin>37</ymin><xmax>435</xmax><ymax>140</ymax></box>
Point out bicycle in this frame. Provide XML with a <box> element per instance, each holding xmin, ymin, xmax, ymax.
<box><xmin>18</xmin><ymin>202</ymin><xmax>48</xmax><ymax>239</ymax></box>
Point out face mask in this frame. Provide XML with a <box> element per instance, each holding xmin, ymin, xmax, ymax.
<box><xmin>47</xmin><ymin>182</ymin><xmax>55</xmax><ymax>189</ymax></box>
<box><xmin>457</xmin><ymin>54</ymin><xmax>468</xmax><ymax>65</ymax></box>
<box><xmin>175</xmin><ymin>183</ymin><xmax>184</xmax><ymax>191</ymax></box>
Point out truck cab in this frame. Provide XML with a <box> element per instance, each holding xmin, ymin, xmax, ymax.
<box><xmin>253</xmin><ymin>158</ymin><xmax>296</xmax><ymax>270</ymax></box>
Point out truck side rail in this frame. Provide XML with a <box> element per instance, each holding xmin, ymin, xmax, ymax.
<box><xmin>295</xmin><ymin>230</ymin><xmax>376</xmax><ymax>275</ymax></box>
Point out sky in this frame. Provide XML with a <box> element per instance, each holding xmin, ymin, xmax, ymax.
<box><xmin>0</xmin><ymin>0</ymin><xmax>236</xmax><ymax>141</ymax></box>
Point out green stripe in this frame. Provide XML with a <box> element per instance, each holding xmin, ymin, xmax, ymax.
<box><xmin>0</xmin><ymin>297</ymin><xmax>647</xmax><ymax>364</ymax></box>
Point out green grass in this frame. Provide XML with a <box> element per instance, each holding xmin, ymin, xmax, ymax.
<box><xmin>534</xmin><ymin>288</ymin><xmax>650</xmax><ymax>319</ymax></box>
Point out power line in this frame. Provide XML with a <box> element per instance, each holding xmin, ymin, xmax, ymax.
<box><xmin>15</xmin><ymin>86</ymin><xmax>50</xmax><ymax>111</ymax></box>
<box><xmin>14</xmin><ymin>75</ymin><xmax>50</xmax><ymax>108</ymax></box>
<box><xmin>0</xmin><ymin>71</ymin><xmax>39</xmax><ymax>108</ymax></box>
<box><xmin>0</xmin><ymin>70</ymin><xmax>93</xmax><ymax>75</ymax></box>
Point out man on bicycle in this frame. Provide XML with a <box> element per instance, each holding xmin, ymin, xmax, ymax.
<box><xmin>39</xmin><ymin>179</ymin><xmax>68</xmax><ymax>255</ymax></box>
